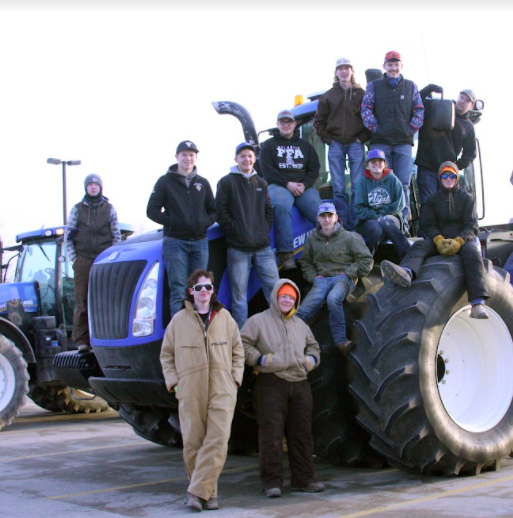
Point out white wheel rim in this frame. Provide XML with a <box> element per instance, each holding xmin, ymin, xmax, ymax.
<box><xmin>0</xmin><ymin>353</ymin><xmax>16</xmax><ymax>412</ymax></box>
<box><xmin>437</xmin><ymin>305</ymin><xmax>513</xmax><ymax>432</ymax></box>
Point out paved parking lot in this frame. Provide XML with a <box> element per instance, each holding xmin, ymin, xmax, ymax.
<box><xmin>2</xmin><ymin>401</ymin><xmax>513</xmax><ymax>518</ymax></box>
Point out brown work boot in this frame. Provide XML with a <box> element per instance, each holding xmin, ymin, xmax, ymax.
<box><xmin>202</xmin><ymin>497</ymin><xmax>219</xmax><ymax>510</ymax></box>
<box><xmin>278</xmin><ymin>252</ymin><xmax>297</xmax><ymax>270</ymax></box>
<box><xmin>264</xmin><ymin>487</ymin><xmax>282</xmax><ymax>498</ymax></box>
<box><xmin>470</xmin><ymin>304</ymin><xmax>489</xmax><ymax>319</ymax></box>
<box><xmin>291</xmin><ymin>482</ymin><xmax>325</xmax><ymax>493</ymax></box>
<box><xmin>336</xmin><ymin>340</ymin><xmax>354</xmax><ymax>355</ymax></box>
<box><xmin>77</xmin><ymin>343</ymin><xmax>92</xmax><ymax>353</ymax></box>
<box><xmin>185</xmin><ymin>492</ymin><xmax>202</xmax><ymax>511</ymax></box>
<box><xmin>380</xmin><ymin>260</ymin><xmax>412</xmax><ymax>288</ymax></box>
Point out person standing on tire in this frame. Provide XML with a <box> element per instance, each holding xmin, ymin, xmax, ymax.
<box><xmin>160</xmin><ymin>269</ymin><xmax>244</xmax><ymax>512</ymax></box>
<box><xmin>354</xmin><ymin>149</ymin><xmax>411</xmax><ymax>259</ymax></box>
<box><xmin>259</xmin><ymin>110</ymin><xmax>321</xmax><ymax>270</ymax></box>
<box><xmin>65</xmin><ymin>174</ymin><xmax>121</xmax><ymax>353</ymax></box>
<box><xmin>313</xmin><ymin>57</ymin><xmax>370</xmax><ymax>231</ymax></box>
<box><xmin>381</xmin><ymin>161</ymin><xmax>489</xmax><ymax>319</ymax></box>
<box><xmin>296</xmin><ymin>202</ymin><xmax>373</xmax><ymax>354</ymax></box>
<box><xmin>241</xmin><ymin>279</ymin><xmax>324</xmax><ymax>498</ymax></box>
<box><xmin>361</xmin><ymin>51</ymin><xmax>424</xmax><ymax>232</ymax></box>
<box><xmin>147</xmin><ymin>141</ymin><xmax>216</xmax><ymax>318</ymax></box>
<box><xmin>216</xmin><ymin>142</ymin><xmax>280</xmax><ymax>329</ymax></box>
<box><xmin>415</xmin><ymin>86</ymin><xmax>477</xmax><ymax>203</ymax></box>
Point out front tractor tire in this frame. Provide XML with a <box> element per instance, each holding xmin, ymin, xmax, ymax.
<box><xmin>350</xmin><ymin>256</ymin><xmax>513</xmax><ymax>475</ymax></box>
<box><xmin>0</xmin><ymin>335</ymin><xmax>30</xmax><ymax>430</ymax></box>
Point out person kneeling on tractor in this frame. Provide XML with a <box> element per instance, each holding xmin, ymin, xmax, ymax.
<box><xmin>296</xmin><ymin>202</ymin><xmax>374</xmax><ymax>354</ymax></box>
<box><xmin>381</xmin><ymin>161</ymin><xmax>489</xmax><ymax>319</ymax></box>
<box><xmin>354</xmin><ymin>148</ymin><xmax>411</xmax><ymax>259</ymax></box>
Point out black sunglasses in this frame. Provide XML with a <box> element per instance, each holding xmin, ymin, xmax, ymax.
<box><xmin>192</xmin><ymin>283</ymin><xmax>213</xmax><ymax>292</ymax></box>
<box><xmin>440</xmin><ymin>173</ymin><xmax>457</xmax><ymax>180</ymax></box>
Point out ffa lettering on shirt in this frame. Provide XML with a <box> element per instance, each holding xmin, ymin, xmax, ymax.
<box><xmin>277</xmin><ymin>146</ymin><xmax>305</xmax><ymax>169</ymax></box>
<box><xmin>368</xmin><ymin>187</ymin><xmax>391</xmax><ymax>207</ymax></box>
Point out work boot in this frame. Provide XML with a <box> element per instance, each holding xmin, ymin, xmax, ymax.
<box><xmin>278</xmin><ymin>252</ymin><xmax>296</xmax><ymax>270</ymax></box>
<box><xmin>470</xmin><ymin>304</ymin><xmax>489</xmax><ymax>319</ymax></box>
<box><xmin>77</xmin><ymin>343</ymin><xmax>92</xmax><ymax>353</ymax></box>
<box><xmin>336</xmin><ymin>340</ymin><xmax>354</xmax><ymax>355</ymax></box>
<box><xmin>291</xmin><ymin>482</ymin><xmax>325</xmax><ymax>493</ymax></box>
<box><xmin>202</xmin><ymin>497</ymin><xmax>219</xmax><ymax>511</ymax></box>
<box><xmin>380</xmin><ymin>260</ymin><xmax>412</xmax><ymax>288</ymax></box>
<box><xmin>185</xmin><ymin>492</ymin><xmax>202</xmax><ymax>512</ymax></box>
<box><xmin>265</xmin><ymin>487</ymin><xmax>282</xmax><ymax>498</ymax></box>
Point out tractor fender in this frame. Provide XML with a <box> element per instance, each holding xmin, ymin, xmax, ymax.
<box><xmin>0</xmin><ymin>317</ymin><xmax>35</xmax><ymax>364</ymax></box>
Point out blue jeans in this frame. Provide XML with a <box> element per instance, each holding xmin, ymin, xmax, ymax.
<box><xmin>361</xmin><ymin>216</ymin><xmax>411</xmax><ymax>259</ymax></box>
<box><xmin>268</xmin><ymin>184</ymin><xmax>321</xmax><ymax>253</ymax></box>
<box><xmin>163</xmin><ymin>237</ymin><xmax>209</xmax><ymax>317</ymax></box>
<box><xmin>371</xmin><ymin>143</ymin><xmax>413</xmax><ymax>229</ymax></box>
<box><xmin>227</xmin><ymin>246</ymin><xmax>280</xmax><ymax>328</ymax></box>
<box><xmin>328</xmin><ymin>141</ymin><xmax>365</xmax><ymax>231</ymax></box>
<box><xmin>417</xmin><ymin>167</ymin><xmax>438</xmax><ymax>204</ymax></box>
<box><xmin>296</xmin><ymin>274</ymin><xmax>355</xmax><ymax>344</ymax></box>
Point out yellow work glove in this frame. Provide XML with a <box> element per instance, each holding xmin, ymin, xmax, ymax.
<box><xmin>433</xmin><ymin>235</ymin><xmax>446</xmax><ymax>254</ymax></box>
<box><xmin>259</xmin><ymin>353</ymin><xmax>274</xmax><ymax>368</ymax></box>
<box><xmin>441</xmin><ymin>237</ymin><xmax>465</xmax><ymax>256</ymax></box>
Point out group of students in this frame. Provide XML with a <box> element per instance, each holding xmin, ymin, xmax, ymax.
<box><xmin>63</xmin><ymin>49</ymin><xmax>489</xmax><ymax>512</ymax></box>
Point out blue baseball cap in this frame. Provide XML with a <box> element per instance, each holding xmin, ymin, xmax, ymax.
<box><xmin>235</xmin><ymin>142</ymin><xmax>255</xmax><ymax>155</ymax></box>
<box><xmin>367</xmin><ymin>149</ymin><xmax>386</xmax><ymax>161</ymax></box>
<box><xmin>317</xmin><ymin>202</ymin><xmax>337</xmax><ymax>216</ymax></box>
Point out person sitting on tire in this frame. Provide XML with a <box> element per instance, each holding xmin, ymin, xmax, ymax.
<box><xmin>241</xmin><ymin>279</ymin><xmax>324</xmax><ymax>498</ymax></box>
<box><xmin>296</xmin><ymin>202</ymin><xmax>374</xmax><ymax>354</ymax></box>
<box><xmin>381</xmin><ymin>161</ymin><xmax>489</xmax><ymax>319</ymax></box>
<box><xmin>354</xmin><ymin>148</ymin><xmax>411</xmax><ymax>259</ymax></box>
<box><xmin>160</xmin><ymin>269</ymin><xmax>245</xmax><ymax>512</ymax></box>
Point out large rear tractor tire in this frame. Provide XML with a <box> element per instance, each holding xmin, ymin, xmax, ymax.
<box><xmin>30</xmin><ymin>385</ymin><xmax>110</xmax><ymax>414</ymax></box>
<box><xmin>350</xmin><ymin>256</ymin><xmax>513</xmax><ymax>475</ymax></box>
<box><xmin>309</xmin><ymin>267</ymin><xmax>387</xmax><ymax>468</ymax></box>
<box><xmin>0</xmin><ymin>335</ymin><xmax>30</xmax><ymax>430</ymax></box>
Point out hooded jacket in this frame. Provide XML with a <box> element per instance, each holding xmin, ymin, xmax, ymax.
<box><xmin>241</xmin><ymin>279</ymin><xmax>320</xmax><ymax>383</ymax></box>
<box><xmin>420</xmin><ymin>169</ymin><xmax>478</xmax><ymax>242</ymax></box>
<box><xmin>313</xmin><ymin>82</ymin><xmax>370</xmax><ymax>145</ymax></box>
<box><xmin>415</xmin><ymin>89</ymin><xmax>477</xmax><ymax>172</ymax></box>
<box><xmin>65</xmin><ymin>196</ymin><xmax>121</xmax><ymax>262</ymax></box>
<box><xmin>259</xmin><ymin>129</ymin><xmax>320</xmax><ymax>189</ymax></box>
<box><xmin>147</xmin><ymin>165</ymin><xmax>216</xmax><ymax>240</ymax></box>
<box><xmin>354</xmin><ymin>169</ymin><xmax>406</xmax><ymax>233</ymax></box>
<box><xmin>215</xmin><ymin>166</ymin><xmax>273</xmax><ymax>252</ymax></box>
<box><xmin>299</xmin><ymin>222</ymin><xmax>373</xmax><ymax>284</ymax></box>
<box><xmin>160</xmin><ymin>300</ymin><xmax>245</xmax><ymax>393</ymax></box>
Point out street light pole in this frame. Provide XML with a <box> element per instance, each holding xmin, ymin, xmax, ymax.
<box><xmin>47</xmin><ymin>158</ymin><xmax>82</xmax><ymax>225</ymax></box>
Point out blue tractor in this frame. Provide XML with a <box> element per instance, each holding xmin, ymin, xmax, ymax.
<box><xmin>54</xmin><ymin>74</ymin><xmax>513</xmax><ymax>475</ymax></box>
<box><xmin>0</xmin><ymin>225</ymin><xmax>133</xmax><ymax>429</ymax></box>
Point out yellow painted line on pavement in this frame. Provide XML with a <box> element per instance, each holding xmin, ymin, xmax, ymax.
<box><xmin>46</xmin><ymin>464</ymin><xmax>260</xmax><ymax>500</ymax></box>
<box><xmin>0</xmin><ymin>441</ymin><xmax>159</xmax><ymax>462</ymax></box>
<box><xmin>8</xmin><ymin>412</ymin><xmax>120</xmax><ymax>425</ymax></box>
<box><xmin>0</xmin><ymin>421</ymin><xmax>127</xmax><ymax>436</ymax></box>
<box><xmin>334</xmin><ymin>471</ymin><xmax>513</xmax><ymax>518</ymax></box>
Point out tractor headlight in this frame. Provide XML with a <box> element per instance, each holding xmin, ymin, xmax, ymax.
<box><xmin>132</xmin><ymin>261</ymin><xmax>159</xmax><ymax>337</ymax></box>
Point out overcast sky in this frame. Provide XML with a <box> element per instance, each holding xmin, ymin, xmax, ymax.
<box><xmin>1</xmin><ymin>1</ymin><xmax>512</xmax><ymax>252</ymax></box>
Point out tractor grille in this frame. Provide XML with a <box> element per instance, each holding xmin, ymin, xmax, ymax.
<box><xmin>89</xmin><ymin>260</ymin><xmax>146</xmax><ymax>339</ymax></box>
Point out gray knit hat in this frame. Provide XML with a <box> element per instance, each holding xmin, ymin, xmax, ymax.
<box><xmin>84</xmin><ymin>174</ymin><xmax>103</xmax><ymax>191</ymax></box>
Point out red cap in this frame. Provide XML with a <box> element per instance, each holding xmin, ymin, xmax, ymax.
<box><xmin>384</xmin><ymin>51</ymin><xmax>402</xmax><ymax>62</ymax></box>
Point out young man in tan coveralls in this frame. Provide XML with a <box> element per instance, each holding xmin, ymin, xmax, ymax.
<box><xmin>160</xmin><ymin>269</ymin><xmax>245</xmax><ymax>512</ymax></box>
